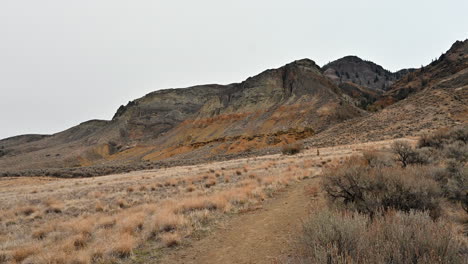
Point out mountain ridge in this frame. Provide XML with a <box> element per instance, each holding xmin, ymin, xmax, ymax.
<box><xmin>1</xmin><ymin>40</ymin><xmax>467</xmax><ymax>175</ymax></box>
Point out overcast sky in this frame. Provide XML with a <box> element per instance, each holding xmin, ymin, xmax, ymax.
<box><xmin>0</xmin><ymin>0</ymin><xmax>467</xmax><ymax>139</ymax></box>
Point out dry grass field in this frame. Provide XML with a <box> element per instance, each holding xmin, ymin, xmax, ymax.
<box><xmin>0</xmin><ymin>139</ymin><xmax>387</xmax><ymax>264</ymax></box>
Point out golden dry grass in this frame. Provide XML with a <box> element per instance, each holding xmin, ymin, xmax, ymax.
<box><xmin>0</xmin><ymin>139</ymin><xmax>384</xmax><ymax>263</ymax></box>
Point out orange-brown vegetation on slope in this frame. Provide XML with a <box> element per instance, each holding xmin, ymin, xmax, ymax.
<box><xmin>189</xmin><ymin>113</ymin><xmax>253</xmax><ymax>128</ymax></box>
<box><xmin>142</xmin><ymin>127</ymin><xmax>315</xmax><ymax>161</ymax></box>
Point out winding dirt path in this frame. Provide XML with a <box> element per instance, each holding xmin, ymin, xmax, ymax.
<box><xmin>158</xmin><ymin>140</ymin><xmax>398</xmax><ymax>263</ymax></box>
<box><xmin>160</xmin><ymin>177</ymin><xmax>318</xmax><ymax>264</ymax></box>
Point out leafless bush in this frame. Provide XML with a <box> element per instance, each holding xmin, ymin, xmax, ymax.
<box><xmin>322</xmin><ymin>161</ymin><xmax>442</xmax><ymax>218</ymax></box>
<box><xmin>300</xmin><ymin>209</ymin><xmax>466</xmax><ymax>264</ymax></box>
<box><xmin>392</xmin><ymin>141</ymin><xmax>414</xmax><ymax>167</ymax></box>
<box><xmin>392</xmin><ymin>141</ymin><xmax>429</xmax><ymax>167</ymax></box>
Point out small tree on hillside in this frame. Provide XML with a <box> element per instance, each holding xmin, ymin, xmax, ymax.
<box><xmin>392</xmin><ymin>141</ymin><xmax>413</xmax><ymax>167</ymax></box>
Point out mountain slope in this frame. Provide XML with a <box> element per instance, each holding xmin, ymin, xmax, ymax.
<box><xmin>0</xmin><ymin>59</ymin><xmax>364</xmax><ymax>171</ymax></box>
<box><xmin>306</xmin><ymin>40</ymin><xmax>468</xmax><ymax>146</ymax></box>
<box><xmin>374</xmin><ymin>39</ymin><xmax>468</xmax><ymax>107</ymax></box>
<box><xmin>1</xmin><ymin>40</ymin><xmax>466</xmax><ymax>175</ymax></box>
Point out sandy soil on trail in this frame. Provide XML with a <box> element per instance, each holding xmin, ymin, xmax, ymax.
<box><xmin>160</xmin><ymin>177</ymin><xmax>319</xmax><ymax>264</ymax></box>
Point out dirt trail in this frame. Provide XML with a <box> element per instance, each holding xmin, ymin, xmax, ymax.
<box><xmin>160</xmin><ymin>177</ymin><xmax>318</xmax><ymax>264</ymax></box>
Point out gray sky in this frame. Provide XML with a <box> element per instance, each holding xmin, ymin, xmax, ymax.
<box><xmin>1</xmin><ymin>0</ymin><xmax>467</xmax><ymax>140</ymax></box>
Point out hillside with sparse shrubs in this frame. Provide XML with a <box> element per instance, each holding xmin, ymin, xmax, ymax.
<box><xmin>297</xmin><ymin>125</ymin><xmax>468</xmax><ymax>263</ymax></box>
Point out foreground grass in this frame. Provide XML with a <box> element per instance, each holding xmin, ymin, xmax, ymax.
<box><xmin>0</xmin><ymin>149</ymin><xmax>326</xmax><ymax>264</ymax></box>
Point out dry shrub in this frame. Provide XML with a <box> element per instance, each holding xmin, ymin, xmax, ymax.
<box><xmin>418</xmin><ymin>125</ymin><xmax>468</xmax><ymax>149</ymax></box>
<box><xmin>175</xmin><ymin>195</ymin><xmax>229</xmax><ymax>213</ymax></box>
<box><xmin>25</xmin><ymin>250</ymin><xmax>68</xmax><ymax>264</ymax></box>
<box><xmin>160</xmin><ymin>232</ymin><xmax>182</xmax><ymax>247</ymax></box>
<box><xmin>152</xmin><ymin>210</ymin><xmax>186</xmax><ymax>233</ymax></box>
<box><xmin>0</xmin><ymin>251</ymin><xmax>8</xmax><ymax>263</ymax></box>
<box><xmin>164</xmin><ymin>178</ymin><xmax>178</xmax><ymax>187</ymax></box>
<box><xmin>32</xmin><ymin>224</ymin><xmax>55</xmax><ymax>240</ymax></box>
<box><xmin>223</xmin><ymin>187</ymin><xmax>253</xmax><ymax>206</ymax></box>
<box><xmin>116</xmin><ymin>198</ymin><xmax>127</xmax><ymax>208</ymax></box>
<box><xmin>118</xmin><ymin>212</ymin><xmax>145</xmax><ymax>234</ymax></box>
<box><xmin>444</xmin><ymin>141</ymin><xmax>468</xmax><ymax>163</ymax></box>
<box><xmin>442</xmin><ymin>161</ymin><xmax>468</xmax><ymax>213</ymax></box>
<box><xmin>362</xmin><ymin>150</ymin><xmax>394</xmax><ymax>168</ymax></box>
<box><xmin>95</xmin><ymin>201</ymin><xmax>105</xmax><ymax>212</ymax></box>
<box><xmin>186</xmin><ymin>185</ymin><xmax>196</xmax><ymax>192</ymax></box>
<box><xmin>67</xmin><ymin>217</ymin><xmax>95</xmax><ymax>236</ymax></box>
<box><xmin>109</xmin><ymin>233</ymin><xmax>136</xmax><ymax>258</ymax></box>
<box><xmin>281</xmin><ymin>143</ymin><xmax>302</xmax><ymax>155</ymax></box>
<box><xmin>11</xmin><ymin>245</ymin><xmax>37</xmax><ymax>263</ymax></box>
<box><xmin>392</xmin><ymin>141</ymin><xmax>430</xmax><ymax>167</ymax></box>
<box><xmin>301</xmin><ymin>209</ymin><xmax>466</xmax><ymax>264</ymax></box>
<box><xmin>322</xmin><ymin>160</ymin><xmax>442</xmax><ymax>218</ymax></box>
<box><xmin>43</xmin><ymin>199</ymin><xmax>64</xmax><ymax>214</ymax></box>
<box><xmin>69</xmin><ymin>233</ymin><xmax>89</xmax><ymax>249</ymax></box>
<box><xmin>89</xmin><ymin>243</ymin><xmax>107</xmax><ymax>262</ymax></box>
<box><xmin>204</xmin><ymin>179</ymin><xmax>216</xmax><ymax>188</ymax></box>
<box><xmin>69</xmin><ymin>250</ymin><xmax>91</xmax><ymax>264</ymax></box>
<box><xmin>97</xmin><ymin>216</ymin><xmax>116</xmax><ymax>229</ymax></box>
<box><xmin>189</xmin><ymin>209</ymin><xmax>212</xmax><ymax>227</ymax></box>
<box><xmin>16</xmin><ymin>206</ymin><xmax>37</xmax><ymax>217</ymax></box>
